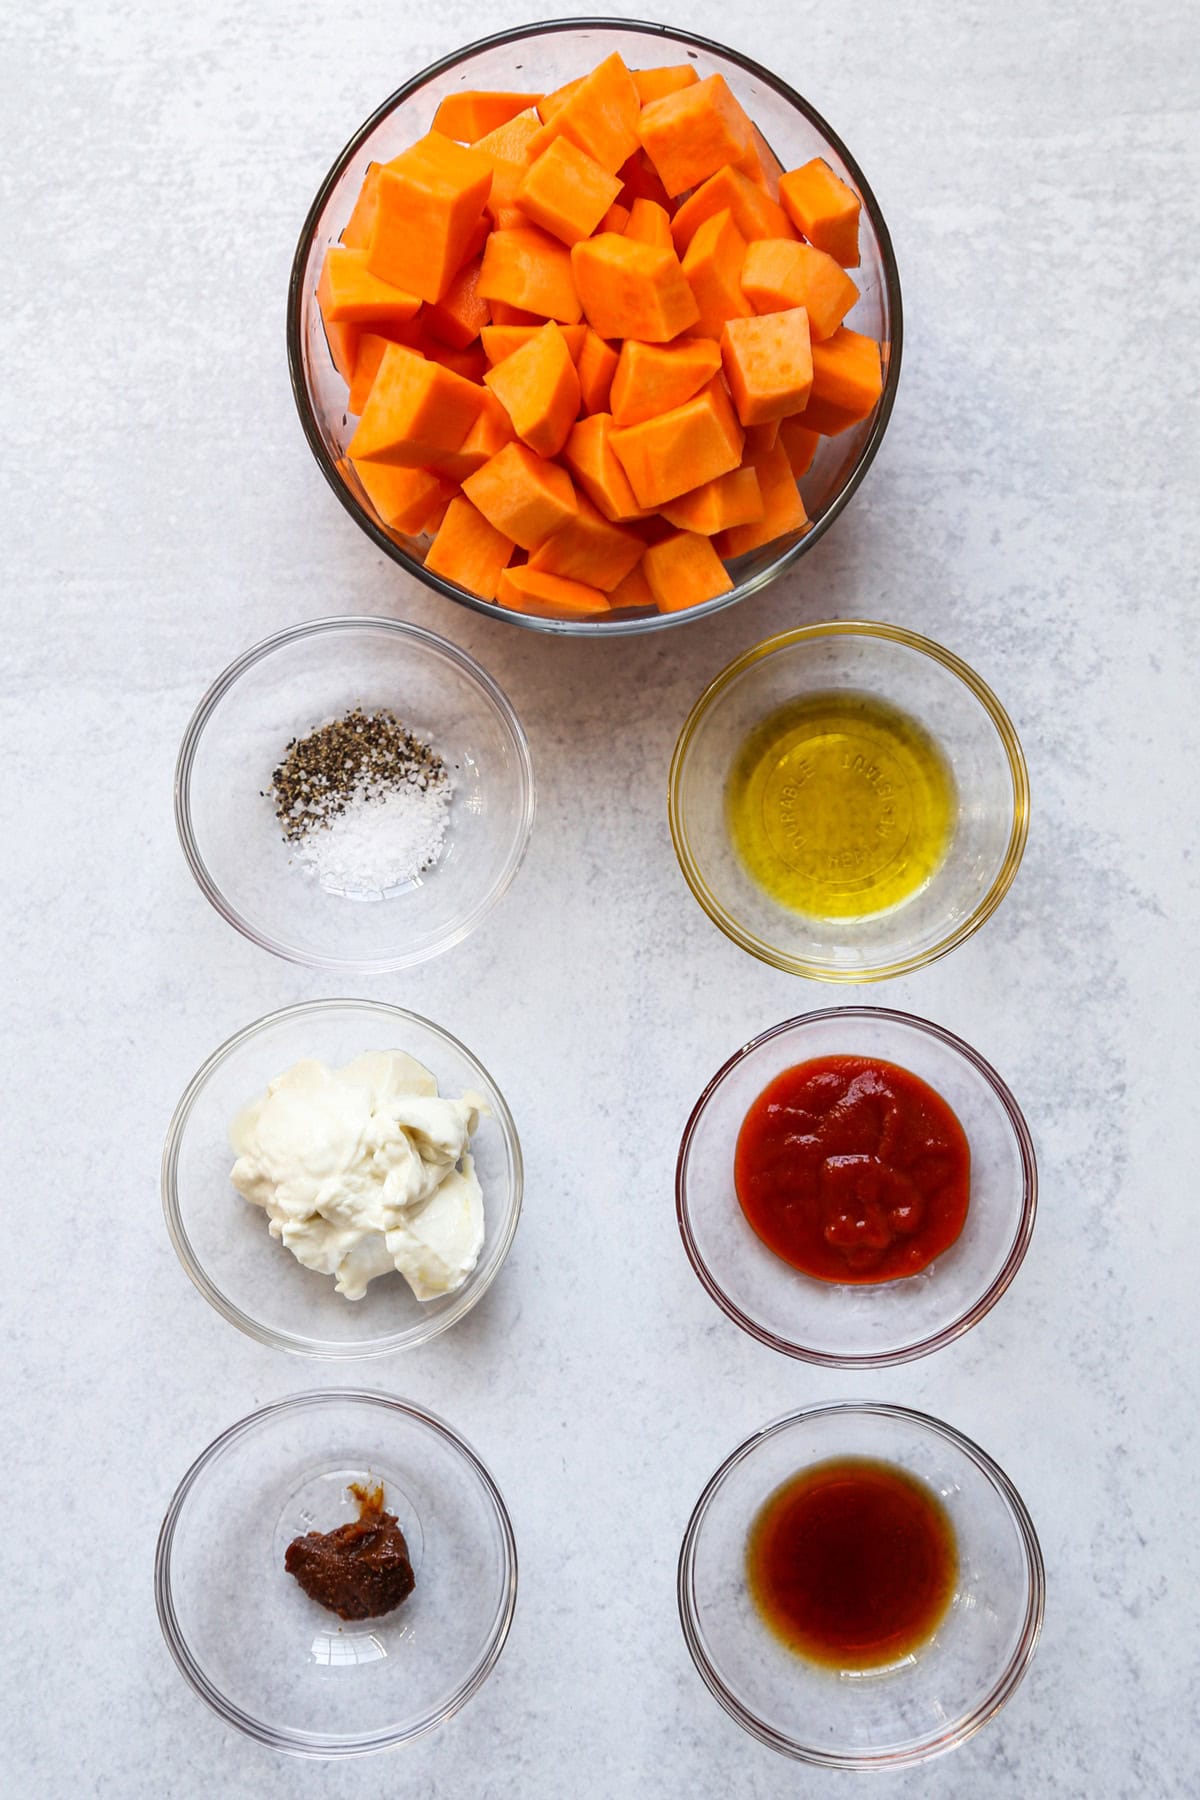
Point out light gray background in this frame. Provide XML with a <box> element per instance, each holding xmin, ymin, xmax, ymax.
<box><xmin>3</xmin><ymin>0</ymin><xmax>1197</xmax><ymax>1794</ymax></box>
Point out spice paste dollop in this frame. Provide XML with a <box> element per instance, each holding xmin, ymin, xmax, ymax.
<box><xmin>284</xmin><ymin>1483</ymin><xmax>415</xmax><ymax>1621</ymax></box>
<box><xmin>734</xmin><ymin>1055</ymin><xmax>970</xmax><ymax>1282</ymax></box>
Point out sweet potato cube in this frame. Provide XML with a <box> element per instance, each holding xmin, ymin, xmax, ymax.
<box><xmin>571</xmin><ymin>233</ymin><xmax>699</xmax><ymax>342</ymax></box>
<box><xmin>778</xmin><ymin>417</ymin><xmax>820</xmax><ymax>476</ymax></box>
<box><xmin>807</xmin><ymin>326</ymin><xmax>883</xmax><ymax>418</ymax></box>
<box><xmin>624</xmin><ymin>198</ymin><xmax>672</xmax><ymax>247</ymax></box>
<box><xmin>538</xmin><ymin>77</ymin><xmax>584</xmax><ymax>123</ymax></box>
<box><xmin>497</xmin><ymin>565</ymin><xmax>610</xmax><ymax>617</ymax></box>
<box><xmin>600</xmin><ymin>201</ymin><xmax>631</xmax><ymax>233</ymax></box>
<box><xmin>682</xmin><ymin>209</ymin><xmax>752</xmax><ymax>341</ymax></box>
<box><xmin>743</xmin><ymin>419</ymin><xmax>780</xmax><ymax>454</ymax></box>
<box><xmin>736</xmin><ymin>126</ymin><xmax>784</xmax><ymax>197</ymax></box>
<box><xmin>474</xmin><ymin>106</ymin><xmax>542</xmax><ymax>157</ymax></box>
<box><xmin>660</xmin><ymin>466</ymin><xmax>764</xmax><ymax>535</ymax></box>
<box><xmin>462</xmin><ymin>441</ymin><xmax>578</xmax><ymax>550</ymax></box>
<box><xmin>517</xmin><ymin>137</ymin><xmax>622</xmax><ymax>246</ymax></box>
<box><xmin>323</xmin><ymin>315</ymin><xmax>361</xmax><ymax>386</ymax></box>
<box><xmin>433</xmin><ymin>91</ymin><xmax>543</xmax><ymax>142</ymax></box>
<box><xmin>576</xmin><ymin>328</ymin><xmax>619</xmax><ymax>413</ymax></box>
<box><xmin>741</xmin><ymin>239</ymin><xmax>859</xmax><ymax>341</ymax></box>
<box><xmin>632</xmin><ymin>64</ymin><xmax>700</xmax><ymax>105</ymax></box>
<box><xmin>348</xmin><ymin>460</ymin><xmax>454</xmax><ymax>535</ymax></box>
<box><xmin>483</xmin><ymin>321</ymin><xmax>581</xmax><ymax>457</ymax></box>
<box><xmin>347</xmin><ymin>343</ymin><xmax>486</xmax><ymax>464</ymax></box>
<box><xmin>347</xmin><ymin>332</ymin><xmax>391</xmax><ymax>414</ymax></box>
<box><xmin>562</xmin><ymin>414</ymin><xmax>652</xmax><ymax>522</ymax></box>
<box><xmin>526</xmin><ymin>52</ymin><xmax>641</xmax><ymax>173</ymax></box>
<box><xmin>779</xmin><ymin>159</ymin><xmax>861</xmax><ymax>267</ymax></box>
<box><xmin>423</xmin><ymin>256</ymin><xmax>490</xmax><ymax>349</ymax></box>
<box><xmin>478</xmin><ymin>226</ymin><xmax>582</xmax><ymax>323</ymax></box>
<box><xmin>715</xmin><ymin>441</ymin><xmax>807</xmax><ymax>557</ymax></box>
<box><xmin>528</xmin><ymin>493</ymin><xmax>644</xmax><ymax>590</ymax></box>
<box><xmin>424</xmin><ymin>495</ymin><xmax>515</xmax><ymax>599</ymax></box>
<box><xmin>609</xmin><ymin>378</ymin><xmax>744</xmax><ymax>508</ymax></box>
<box><xmin>606</xmin><ymin>561</ymin><xmax>656</xmax><ymax>608</ymax></box>
<box><xmin>366</xmin><ymin>133</ymin><xmax>493</xmax><ymax>302</ymax></box>
<box><xmin>317</xmin><ymin>246</ymin><xmax>421</xmax><ymax>327</ymax></box>
<box><xmin>721</xmin><ymin>308</ymin><xmax>813</xmax><ymax>426</ymax></box>
<box><xmin>426</xmin><ymin>391</ymin><xmax>517</xmax><ymax>480</ymax></box>
<box><xmin>671</xmin><ymin>165</ymin><xmax>796</xmax><ymax>253</ymax></box>
<box><xmin>617</xmin><ymin>150</ymin><xmax>673</xmax><ymax>211</ymax></box>
<box><xmin>341</xmin><ymin>164</ymin><xmax>382</xmax><ymax>250</ymax></box>
<box><xmin>642</xmin><ymin>530</ymin><xmax>734</xmax><ymax>612</ymax></box>
<box><xmin>482</xmin><ymin>322</ymin><xmax>587</xmax><ymax>364</ymax></box>
<box><xmin>638</xmin><ymin>74</ymin><xmax>755</xmax><ymax>197</ymax></box>
<box><xmin>609</xmin><ymin>337</ymin><xmax>722</xmax><ymax>427</ymax></box>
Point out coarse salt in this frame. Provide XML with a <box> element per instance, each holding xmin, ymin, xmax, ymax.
<box><xmin>292</xmin><ymin>773</ymin><xmax>452</xmax><ymax>898</ymax></box>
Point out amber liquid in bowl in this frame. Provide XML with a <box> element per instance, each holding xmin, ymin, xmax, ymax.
<box><xmin>746</xmin><ymin>1457</ymin><xmax>958</xmax><ymax>1669</ymax></box>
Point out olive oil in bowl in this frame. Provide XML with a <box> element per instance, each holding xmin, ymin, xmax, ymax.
<box><xmin>727</xmin><ymin>691</ymin><xmax>955</xmax><ymax>920</ymax></box>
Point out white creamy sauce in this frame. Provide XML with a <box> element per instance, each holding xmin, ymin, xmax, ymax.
<box><xmin>229</xmin><ymin>1050</ymin><xmax>486</xmax><ymax>1301</ymax></box>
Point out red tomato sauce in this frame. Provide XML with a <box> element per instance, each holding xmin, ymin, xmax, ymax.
<box><xmin>733</xmin><ymin>1055</ymin><xmax>970</xmax><ymax>1282</ymax></box>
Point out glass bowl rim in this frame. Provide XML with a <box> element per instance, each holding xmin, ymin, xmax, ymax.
<box><xmin>667</xmin><ymin>619</ymin><xmax>1031</xmax><ymax>980</ymax></box>
<box><xmin>285</xmin><ymin>15</ymin><xmax>904</xmax><ymax>637</ymax></box>
<box><xmin>154</xmin><ymin>1387</ymin><xmax>519</xmax><ymax>1758</ymax></box>
<box><xmin>173</xmin><ymin>613</ymin><xmax>537</xmax><ymax>973</ymax></box>
<box><xmin>677</xmin><ymin>1397</ymin><xmax>1045</xmax><ymax>1769</ymax></box>
<box><xmin>161</xmin><ymin>997</ymin><xmax>524</xmax><ymax>1359</ymax></box>
<box><xmin>675</xmin><ymin>1004</ymin><xmax>1038</xmax><ymax>1366</ymax></box>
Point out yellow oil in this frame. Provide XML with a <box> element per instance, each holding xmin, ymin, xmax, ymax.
<box><xmin>726</xmin><ymin>690</ymin><xmax>956</xmax><ymax>920</ymax></box>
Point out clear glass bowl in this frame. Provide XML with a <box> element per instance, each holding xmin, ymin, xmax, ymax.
<box><xmin>175</xmin><ymin>617</ymin><xmax>535</xmax><ymax>972</ymax></box>
<box><xmin>669</xmin><ymin>622</ymin><xmax>1029</xmax><ymax>979</ymax></box>
<box><xmin>155</xmin><ymin>1390</ymin><xmax>517</xmax><ymax>1756</ymax></box>
<box><xmin>677</xmin><ymin>1007</ymin><xmax>1036</xmax><ymax>1365</ymax></box>
<box><xmin>162</xmin><ymin>1000</ymin><xmax>522</xmax><ymax>1358</ymax></box>
<box><xmin>678</xmin><ymin>1401</ymin><xmax>1044</xmax><ymax>1768</ymax></box>
<box><xmin>287</xmin><ymin>20</ymin><xmax>902</xmax><ymax>635</ymax></box>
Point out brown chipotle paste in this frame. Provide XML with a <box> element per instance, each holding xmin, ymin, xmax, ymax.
<box><xmin>284</xmin><ymin>1483</ymin><xmax>415</xmax><ymax>1621</ymax></box>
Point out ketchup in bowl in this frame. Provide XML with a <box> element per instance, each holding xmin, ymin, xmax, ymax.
<box><xmin>734</xmin><ymin>1056</ymin><xmax>969</xmax><ymax>1283</ymax></box>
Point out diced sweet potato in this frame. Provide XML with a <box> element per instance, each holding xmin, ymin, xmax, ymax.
<box><xmin>609</xmin><ymin>337</ymin><xmax>722</xmax><ymax>427</ymax></box>
<box><xmin>571</xmin><ymin>233</ymin><xmax>699</xmax><ymax>341</ymax></box>
<box><xmin>671</xmin><ymin>164</ymin><xmax>795</xmax><ymax>252</ymax></box>
<box><xmin>740</xmin><ymin>239</ymin><xmax>859</xmax><ymax>340</ymax></box>
<box><xmin>642</xmin><ymin>529</ymin><xmax>735</xmax><ymax>611</ymax></box>
<box><xmin>366</xmin><ymin>132</ymin><xmax>493</xmax><ymax>302</ymax></box>
<box><xmin>517</xmin><ymin>137</ymin><xmax>622</xmax><ymax>246</ymax></box>
<box><xmin>347</xmin><ymin>343</ymin><xmax>486</xmax><ymax>465</ymax></box>
<box><xmin>715</xmin><ymin>440</ymin><xmax>807</xmax><ymax>556</ymax></box>
<box><xmin>624</xmin><ymin>198</ymin><xmax>672</xmax><ymax>247</ymax></box>
<box><xmin>424</xmin><ymin>494</ymin><xmax>515</xmax><ymax>598</ymax></box>
<box><xmin>660</xmin><ymin>466</ymin><xmax>764</xmax><ymax>534</ymax></box>
<box><xmin>433</xmin><ymin>91</ymin><xmax>543</xmax><ymax>142</ymax></box>
<box><xmin>562</xmin><ymin>413</ymin><xmax>652</xmax><ymax>521</ymax></box>
<box><xmin>606</xmin><ymin>561</ymin><xmax>656</xmax><ymax>608</ymax></box>
<box><xmin>526</xmin><ymin>52</ymin><xmax>641</xmax><ymax>173</ymax></box>
<box><xmin>682</xmin><ymin>208</ymin><xmax>752</xmax><ymax>340</ymax></box>
<box><xmin>483</xmin><ymin>320</ymin><xmax>581</xmax><ymax>457</ymax></box>
<box><xmin>317</xmin><ymin>247</ymin><xmax>422</xmax><ymax>327</ymax></box>
<box><xmin>799</xmin><ymin>327</ymin><xmax>883</xmax><ymax>433</ymax></box>
<box><xmin>348</xmin><ymin>460</ymin><xmax>454</xmax><ymax>534</ymax></box>
<box><xmin>637</xmin><ymin>74</ymin><xmax>755</xmax><ymax>197</ymax></box>
<box><xmin>576</xmin><ymin>327</ymin><xmax>619</xmax><ymax>413</ymax></box>
<box><xmin>778</xmin><ymin>158</ymin><xmax>861</xmax><ymax>267</ymax></box>
<box><xmin>423</xmin><ymin>256</ymin><xmax>491</xmax><ymax>348</ymax></box>
<box><xmin>632</xmin><ymin>64</ymin><xmax>700</xmax><ymax>105</ymax></box>
<box><xmin>478</xmin><ymin>226</ymin><xmax>582</xmax><ymax>322</ymax></box>
<box><xmin>778</xmin><ymin>416</ymin><xmax>820</xmax><ymax>476</ymax></box>
<box><xmin>721</xmin><ymin>307</ymin><xmax>813</xmax><ymax>426</ymax></box>
<box><xmin>528</xmin><ymin>493</ymin><xmax>644</xmax><ymax>590</ymax></box>
<box><xmin>609</xmin><ymin>377</ymin><xmax>744</xmax><ymax>507</ymax></box>
<box><xmin>497</xmin><ymin>565</ymin><xmax>610</xmax><ymax>617</ymax></box>
<box><xmin>462</xmin><ymin>440</ymin><xmax>578</xmax><ymax>549</ymax></box>
<box><xmin>481</xmin><ymin>323</ymin><xmax>587</xmax><ymax>364</ymax></box>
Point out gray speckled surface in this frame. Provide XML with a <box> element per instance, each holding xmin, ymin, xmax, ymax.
<box><xmin>2</xmin><ymin>0</ymin><xmax>1198</xmax><ymax>1793</ymax></box>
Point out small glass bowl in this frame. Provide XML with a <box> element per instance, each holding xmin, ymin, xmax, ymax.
<box><xmin>669</xmin><ymin>622</ymin><xmax>1029</xmax><ymax>980</ymax></box>
<box><xmin>162</xmin><ymin>1000</ymin><xmax>522</xmax><ymax>1358</ymax></box>
<box><xmin>175</xmin><ymin>617</ymin><xmax>534</xmax><ymax>973</ymax></box>
<box><xmin>678</xmin><ymin>1401</ymin><xmax>1044</xmax><ymax>1768</ymax></box>
<box><xmin>677</xmin><ymin>1007</ymin><xmax>1036</xmax><ymax>1366</ymax></box>
<box><xmin>287</xmin><ymin>19</ymin><xmax>902</xmax><ymax>635</ymax></box>
<box><xmin>155</xmin><ymin>1390</ymin><xmax>517</xmax><ymax>1757</ymax></box>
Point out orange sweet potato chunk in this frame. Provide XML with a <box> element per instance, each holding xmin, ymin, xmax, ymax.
<box><xmin>366</xmin><ymin>133</ymin><xmax>493</xmax><ymax>303</ymax></box>
<box><xmin>576</xmin><ymin>327</ymin><xmax>619</xmax><ymax>413</ymax></box>
<box><xmin>562</xmin><ymin>414</ymin><xmax>651</xmax><ymax>522</ymax></box>
<box><xmin>660</xmin><ymin>465</ymin><xmax>764</xmax><ymax>534</ymax></box>
<box><xmin>425</xmin><ymin>391</ymin><xmax>516</xmax><ymax>480</ymax></box>
<box><xmin>478</xmin><ymin>226</ymin><xmax>582</xmax><ymax>323</ymax></box>
<box><xmin>778</xmin><ymin>416</ymin><xmax>820</xmax><ymax>476</ymax></box>
<box><xmin>609</xmin><ymin>337</ymin><xmax>722</xmax><ymax>427</ymax></box>
<box><xmin>609</xmin><ymin>377</ymin><xmax>744</xmax><ymax>508</ymax></box>
<box><xmin>671</xmin><ymin>164</ymin><xmax>796</xmax><ymax>252</ymax></box>
<box><xmin>715</xmin><ymin>440</ymin><xmax>807</xmax><ymax>556</ymax></box>
<box><xmin>797</xmin><ymin>326</ymin><xmax>884</xmax><ymax>433</ymax></box>
<box><xmin>497</xmin><ymin>565</ymin><xmax>610</xmax><ymax>617</ymax></box>
<box><xmin>526</xmin><ymin>52</ymin><xmax>641</xmax><ymax>173</ymax></box>
<box><xmin>637</xmin><ymin>74</ymin><xmax>755</xmax><ymax>197</ymax></box>
<box><xmin>462</xmin><ymin>440</ymin><xmax>578</xmax><ymax>549</ymax></box>
<box><xmin>642</xmin><ymin>530</ymin><xmax>734</xmax><ymax>611</ymax></box>
<box><xmin>324</xmin><ymin>315</ymin><xmax>361</xmax><ymax>387</ymax></box>
<box><xmin>632</xmin><ymin>64</ymin><xmax>700</xmax><ymax>104</ymax></box>
<box><xmin>721</xmin><ymin>307</ymin><xmax>813</xmax><ymax>426</ymax></box>
<box><xmin>482</xmin><ymin>322</ymin><xmax>587</xmax><ymax>364</ymax></box>
<box><xmin>682</xmin><ymin>209</ymin><xmax>752</xmax><ymax>340</ymax></box>
<box><xmin>624</xmin><ymin>197</ymin><xmax>672</xmax><ymax>247</ymax></box>
<box><xmin>346</xmin><ymin>331</ymin><xmax>391</xmax><ymax>415</ymax></box>
<box><xmin>318</xmin><ymin>246</ymin><xmax>421</xmax><ymax>327</ymax></box>
<box><xmin>347</xmin><ymin>343</ymin><xmax>485</xmax><ymax>465</ymax></box>
<box><xmin>606</xmin><ymin>561</ymin><xmax>656</xmax><ymax>608</ymax></box>
<box><xmin>740</xmin><ymin>239</ymin><xmax>859</xmax><ymax>341</ymax></box>
<box><xmin>423</xmin><ymin>255</ymin><xmax>490</xmax><ymax>349</ymax></box>
<box><xmin>341</xmin><ymin>164</ymin><xmax>382</xmax><ymax>250</ymax></box>
<box><xmin>424</xmin><ymin>494</ymin><xmax>515</xmax><ymax>598</ymax></box>
<box><xmin>528</xmin><ymin>493</ymin><xmax>644</xmax><ymax>590</ymax></box>
<box><xmin>348</xmin><ymin>460</ymin><xmax>454</xmax><ymax>534</ymax></box>
<box><xmin>433</xmin><ymin>91</ymin><xmax>543</xmax><ymax>141</ymax></box>
<box><xmin>617</xmin><ymin>150</ymin><xmax>673</xmax><ymax>211</ymax></box>
<box><xmin>483</xmin><ymin>320</ymin><xmax>580</xmax><ymax>457</ymax></box>
<box><xmin>779</xmin><ymin>158</ymin><xmax>861</xmax><ymax>267</ymax></box>
<box><xmin>571</xmin><ymin>233</ymin><xmax>699</xmax><ymax>341</ymax></box>
<box><xmin>516</xmin><ymin>136</ymin><xmax>622</xmax><ymax>247</ymax></box>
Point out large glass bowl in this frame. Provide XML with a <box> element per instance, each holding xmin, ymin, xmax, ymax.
<box><xmin>155</xmin><ymin>1391</ymin><xmax>517</xmax><ymax>1756</ymax></box>
<box><xmin>678</xmin><ymin>1402</ymin><xmax>1044</xmax><ymax>1768</ymax></box>
<box><xmin>175</xmin><ymin>616</ymin><xmax>535</xmax><ymax>973</ymax></box>
<box><xmin>677</xmin><ymin>1008</ymin><xmax>1037</xmax><ymax>1365</ymax></box>
<box><xmin>669</xmin><ymin>622</ymin><xmax>1029</xmax><ymax>979</ymax></box>
<box><xmin>162</xmin><ymin>1000</ymin><xmax>522</xmax><ymax>1358</ymax></box>
<box><xmin>287</xmin><ymin>19</ymin><xmax>902</xmax><ymax>635</ymax></box>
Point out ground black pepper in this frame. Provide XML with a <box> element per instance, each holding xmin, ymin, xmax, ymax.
<box><xmin>267</xmin><ymin>708</ymin><xmax>447</xmax><ymax>843</ymax></box>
